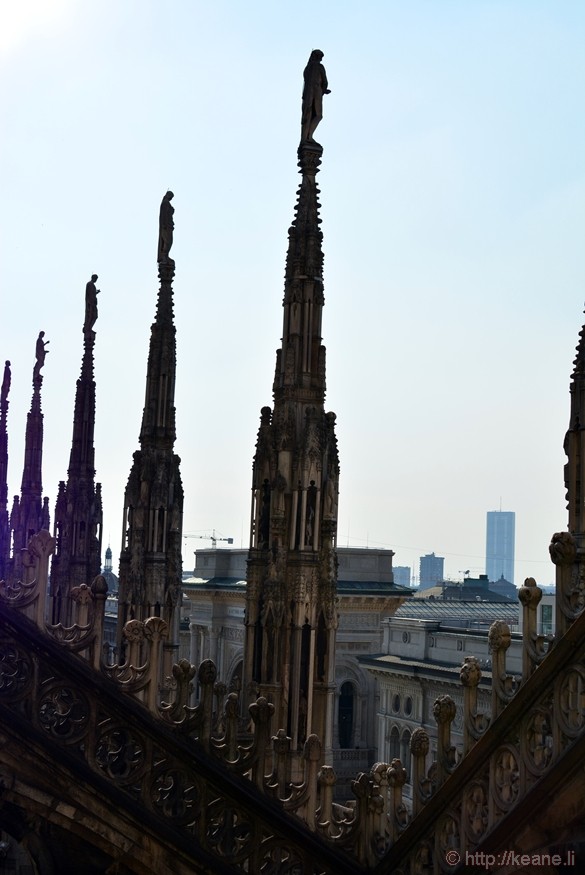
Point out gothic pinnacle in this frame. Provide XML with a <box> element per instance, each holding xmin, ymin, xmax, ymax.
<box><xmin>244</xmin><ymin>55</ymin><xmax>339</xmax><ymax>761</ymax></box>
<box><xmin>50</xmin><ymin>276</ymin><xmax>102</xmax><ymax>624</ymax></box>
<box><xmin>0</xmin><ymin>361</ymin><xmax>10</xmax><ymax>579</ymax></box>
<box><xmin>117</xmin><ymin>191</ymin><xmax>183</xmax><ymax>670</ymax></box>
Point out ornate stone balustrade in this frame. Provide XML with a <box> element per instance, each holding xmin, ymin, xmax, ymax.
<box><xmin>0</xmin><ymin>606</ymin><xmax>359</xmax><ymax>875</ymax></box>
<box><xmin>373</xmin><ymin>593</ymin><xmax>585</xmax><ymax>873</ymax></box>
<box><xmin>1</xmin><ymin>529</ymin><xmax>584</xmax><ymax>872</ymax></box>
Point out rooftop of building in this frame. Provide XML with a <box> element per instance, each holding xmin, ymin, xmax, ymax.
<box><xmin>393</xmin><ymin>598</ymin><xmax>519</xmax><ymax>628</ymax></box>
<box><xmin>182</xmin><ymin>546</ymin><xmax>412</xmax><ymax>597</ymax></box>
<box><xmin>412</xmin><ymin>573</ymin><xmax>517</xmax><ymax>603</ymax></box>
<box><xmin>358</xmin><ymin>651</ymin><xmax>496</xmax><ymax>686</ymax></box>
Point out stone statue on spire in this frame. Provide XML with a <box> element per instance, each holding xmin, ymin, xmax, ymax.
<box><xmin>84</xmin><ymin>274</ymin><xmax>100</xmax><ymax>337</ymax></box>
<box><xmin>301</xmin><ymin>50</ymin><xmax>330</xmax><ymax>144</ymax></box>
<box><xmin>33</xmin><ymin>332</ymin><xmax>49</xmax><ymax>379</ymax></box>
<box><xmin>1</xmin><ymin>361</ymin><xmax>10</xmax><ymax>406</ymax></box>
<box><xmin>158</xmin><ymin>190</ymin><xmax>175</xmax><ymax>263</ymax></box>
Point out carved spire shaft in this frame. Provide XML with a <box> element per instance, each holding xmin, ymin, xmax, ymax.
<box><xmin>275</xmin><ymin>144</ymin><xmax>327</xmax><ymax>407</ymax></box>
<box><xmin>139</xmin><ymin>259</ymin><xmax>177</xmax><ymax>450</ymax></box>
<box><xmin>50</xmin><ymin>280</ymin><xmax>103</xmax><ymax>624</ymax></box>
<box><xmin>551</xmin><ymin>316</ymin><xmax>585</xmax><ymax>637</ymax></box>
<box><xmin>564</xmin><ymin>320</ymin><xmax>585</xmax><ymax>537</ymax></box>
<box><xmin>0</xmin><ymin>361</ymin><xmax>11</xmax><ymax>579</ymax></box>
<box><xmin>244</xmin><ymin>55</ymin><xmax>339</xmax><ymax>768</ymax></box>
<box><xmin>9</xmin><ymin>336</ymin><xmax>50</xmax><ymax>583</ymax></box>
<box><xmin>117</xmin><ymin>204</ymin><xmax>183</xmax><ymax>672</ymax></box>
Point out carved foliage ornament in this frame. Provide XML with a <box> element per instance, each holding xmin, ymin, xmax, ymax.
<box><xmin>556</xmin><ymin>665</ymin><xmax>585</xmax><ymax>736</ymax></box>
<box><xmin>464</xmin><ymin>780</ymin><xmax>488</xmax><ymax>840</ymax></box>
<box><xmin>38</xmin><ymin>682</ymin><xmax>89</xmax><ymax>743</ymax></box>
<box><xmin>438</xmin><ymin>811</ymin><xmax>460</xmax><ymax>860</ymax></box>
<box><xmin>206</xmin><ymin>800</ymin><xmax>252</xmax><ymax>861</ymax></box>
<box><xmin>151</xmin><ymin>766</ymin><xmax>200</xmax><ymax>827</ymax></box>
<box><xmin>523</xmin><ymin>705</ymin><xmax>553</xmax><ymax>774</ymax></box>
<box><xmin>492</xmin><ymin>744</ymin><xmax>521</xmax><ymax>809</ymax></box>
<box><xmin>0</xmin><ymin>642</ymin><xmax>33</xmax><ymax>698</ymax></box>
<box><xmin>95</xmin><ymin>724</ymin><xmax>146</xmax><ymax>784</ymax></box>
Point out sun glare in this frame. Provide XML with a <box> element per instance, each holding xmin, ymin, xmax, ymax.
<box><xmin>0</xmin><ymin>0</ymin><xmax>76</xmax><ymax>59</ymax></box>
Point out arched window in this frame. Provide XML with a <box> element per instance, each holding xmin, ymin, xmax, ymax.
<box><xmin>389</xmin><ymin>726</ymin><xmax>400</xmax><ymax>762</ymax></box>
<box><xmin>229</xmin><ymin>660</ymin><xmax>243</xmax><ymax>694</ymax></box>
<box><xmin>401</xmin><ymin>729</ymin><xmax>412</xmax><ymax>782</ymax></box>
<box><xmin>338</xmin><ymin>681</ymin><xmax>354</xmax><ymax>748</ymax></box>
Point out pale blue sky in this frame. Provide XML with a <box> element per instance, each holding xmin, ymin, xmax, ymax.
<box><xmin>1</xmin><ymin>0</ymin><xmax>584</xmax><ymax>585</ymax></box>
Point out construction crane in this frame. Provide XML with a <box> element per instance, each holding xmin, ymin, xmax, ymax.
<box><xmin>183</xmin><ymin>529</ymin><xmax>234</xmax><ymax>548</ymax></box>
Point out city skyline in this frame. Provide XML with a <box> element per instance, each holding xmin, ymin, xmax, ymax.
<box><xmin>1</xmin><ymin>1</ymin><xmax>584</xmax><ymax>587</ymax></box>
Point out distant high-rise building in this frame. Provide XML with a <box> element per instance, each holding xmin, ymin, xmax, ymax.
<box><xmin>419</xmin><ymin>552</ymin><xmax>444</xmax><ymax>590</ymax></box>
<box><xmin>393</xmin><ymin>565</ymin><xmax>412</xmax><ymax>588</ymax></box>
<box><xmin>486</xmin><ymin>510</ymin><xmax>515</xmax><ymax>585</ymax></box>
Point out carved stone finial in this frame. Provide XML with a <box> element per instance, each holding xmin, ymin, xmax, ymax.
<box><xmin>91</xmin><ymin>574</ymin><xmax>108</xmax><ymax>598</ymax></box>
<box><xmin>460</xmin><ymin>655</ymin><xmax>482</xmax><ymax>687</ymax></box>
<box><xmin>433</xmin><ymin>694</ymin><xmax>457</xmax><ymax>725</ymax></box>
<box><xmin>318</xmin><ymin>764</ymin><xmax>337</xmax><ymax>786</ymax></box>
<box><xmin>123</xmin><ymin>619</ymin><xmax>145</xmax><ymax>642</ymax></box>
<box><xmin>197</xmin><ymin>658</ymin><xmax>217</xmax><ymax>686</ymax></box>
<box><xmin>518</xmin><ymin>576</ymin><xmax>543</xmax><ymax>609</ymax></box>
<box><xmin>172</xmin><ymin>658</ymin><xmax>196</xmax><ymax>684</ymax></box>
<box><xmin>303</xmin><ymin>733</ymin><xmax>322</xmax><ymax>761</ymax></box>
<box><xmin>249</xmin><ymin>696</ymin><xmax>275</xmax><ymax>726</ymax></box>
<box><xmin>143</xmin><ymin>616</ymin><xmax>168</xmax><ymax>642</ymax></box>
<box><xmin>410</xmin><ymin>728</ymin><xmax>430</xmax><ymax>756</ymax></box>
<box><xmin>273</xmin><ymin>728</ymin><xmax>291</xmax><ymax>756</ymax></box>
<box><xmin>388</xmin><ymin>758</ymin><xmax>407</xmax><ymax>788</ymax></box>
<box><xmin>157</xmin><ymin>190</ymin><xmax>175</xmax><ymax>263</ymax></box>
<box><xmin>488</xmin><ymin>620</ymin><xmax>511</xmax><ymax>653</ymax></box>
<box><xmin>549</xmin><ymin>530</ymin><xmax>576</xmax><ymax>566</ymax></box>
<box><xmin>300</xmin><ymin>50</ymin><xmax>330</xmax><ymax>145</ymax></box>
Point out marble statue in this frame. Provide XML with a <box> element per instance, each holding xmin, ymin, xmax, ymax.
<box><xmin>301</xmin><ymin>50</ymin><xmax>330</xmax><ymax>143</ymax></box>
<box><xmin>84</xmin><ymin>274</ymin><xmax>100</xmax><ymax>335</ymax></box>
<box><xmin>33</xmin><ymin>332</ymin><xmax>49</xmax><ymax>378</ymax></box>
<box><xmin>158</xmin><ymin>191</ymin><xmax>175</xmax><ymax>262</ymax></box>
<box><xmin>1</xmin><ymin>361</ymin><xmax>10</xmax><ymax>403</ymax></box>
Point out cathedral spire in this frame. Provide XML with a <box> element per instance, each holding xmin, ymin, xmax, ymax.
<box><xmin>561</xmin><ymin>315</ymin><xmax>585</xmax><ymax>538</ymax></box>
<box><xmin>244</xmin><ymin>53</ymin><xmax>339</xmax><ymax>766</ymax></box>
<box><xmin>50</xmin><ymin>275</ymin><xmax>103</xmax><ymax>624</ymax></box>
<box><xmin>117</xmin><ymin>192</ymin><xmax>183</xmax><ymax>671</ymax></box>
<box><xmin>140</xmin><ymin>191</ymin><xmax>177</xmax><ymax>450</ymax></box>
<box><xmin>9</xmin><ymin>333</ymin><xmax>50</xmax><ymax>582</ymax></box>
<box><xmin>551</xmin><ymin>312</ymin><xmax>585</xmax><ymax>637</ymax></box>
<box><xmin>0</xmin><ymin>361</ymin><xmax>11</xmax><ymax>580</ymax></box>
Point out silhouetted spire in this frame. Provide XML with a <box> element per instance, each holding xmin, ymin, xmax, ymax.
<box><xmin>50</xmin><ymin>276</ymin><xmax>103</xmax><ymax>624</ymax></box>
<box><xmin>0</xmin><ymin>360</ymin><xmax>11</xmax><ymax>579</ymax></box>
<box><xmin>117</xmin><ymin>194</ymin><xmax>183</xmax><ymax>671</ymax></box>
<box><xmin>273</xmin><ymin>143</ymin><xmax>327</xmax><ymax>405</ymax></box>
<box><xmin>139</xmin><ymin>258</ymin><xmax>177</xmax><ymax>450</ymax></box>
<box><xmin>244</xmin><ymin>54</ymin><xmax>339</xmax><ymax>765</ymax></box>
<box><xmin>563</xmin><ymin>313</ymin><xmax>585</xmax><ymax>535</ymax></box>
<box><xmin>9</xmin><ymin>334</ymin><xmax>50</xmax><ymax>581</ymax></box>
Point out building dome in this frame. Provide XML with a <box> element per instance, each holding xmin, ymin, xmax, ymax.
<box><xmin>102</xmin><ymin>545</ymin><xmax>119</xmax><ymax>594</ymax></box>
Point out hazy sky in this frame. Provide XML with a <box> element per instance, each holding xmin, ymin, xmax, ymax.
<box><xmin>1</xmin><ymin>0</ymin><xmax>584</xmax><ymax>586</ymax></box>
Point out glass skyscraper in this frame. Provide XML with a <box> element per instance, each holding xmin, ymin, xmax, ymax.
<box><xmin>486</xmin><ymin>510</ymin><xmax>515</xmax><ymax>584</ymax></box>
